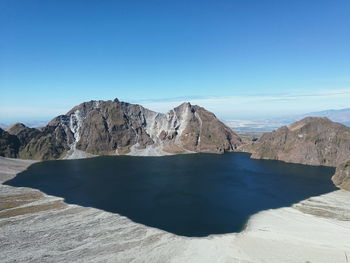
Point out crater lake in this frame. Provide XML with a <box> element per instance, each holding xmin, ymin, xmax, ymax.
<box><xmin>5</xmin><ymin>152</ymin><xmax>337</xmax><ymax>237</ymax></box>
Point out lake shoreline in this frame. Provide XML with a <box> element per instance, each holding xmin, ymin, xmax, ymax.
<box><xmin>1</xmin><ymin>157</ymin><xmax>350</xmax><ymax>262</ymax></box>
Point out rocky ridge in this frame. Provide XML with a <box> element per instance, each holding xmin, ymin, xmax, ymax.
<box><xmin>0</xmin><ymin>128</ymin><xmax>20</xmax><ymax>158</ymax></box>
<box><xmin>0</xmin><ymin>99</ymin><xmax>241</xmax><ymax>160</ymax></box>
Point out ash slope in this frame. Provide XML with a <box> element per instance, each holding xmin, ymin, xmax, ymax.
<box><xmin>1</xmin><ymin>99</ymin><xmax>241</xmax><ymax>160</ymax></box>
<box><xmin>241</xmin><ymin>117</ymin><xmax>350</xmax><ymax>190</ymax></box>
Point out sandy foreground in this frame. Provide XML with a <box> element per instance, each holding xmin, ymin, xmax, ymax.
<box><xmin>1</xmin><ymin>157</ymin><xmax>350</xmax><ymax>263</ymax></box>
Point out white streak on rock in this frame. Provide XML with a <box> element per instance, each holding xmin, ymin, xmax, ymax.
<box><xmin>195</xmin><ymin>111</ymin><xmax>202</xmax><ymax>146</ymax></box>
<box><xmin>137</xmin><ymin>104</ymin><xmax>194</xmax><ymax>155</ymax></box>
<box><xmin>64</xmin><ymin>110</ymin><xmax>93</xmax><ymax>159</ymax></box>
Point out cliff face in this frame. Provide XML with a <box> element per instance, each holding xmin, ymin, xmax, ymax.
<box><xmin>246</xmin><ymin>117</ymin><xmax>350</xmax><ymax>167</ymax></box>
<box><xmin>0</xmin><ymin>128</ymin><xmax>20</xmax><ymax>158</ymax></box>
<box><xmin>51</xmin><ymin>99</ymin><xmax>241</xmax><ymax>158</ymax></box>
<box><xmin>1</xmin><ymin>99</ymin><xmax>241</xmax><ymax>160</ymax></box>
<box><xmin>19</xmin><ymin>125</ymin><xmax>71</xmax><ymax>160</ymax></box>
<box><xmin>3</xmin><ymin>122</ymin><xmax>71</xmax><ymax>160</ymax></box>
<box><xmin>7</xmin><ymin>123</ymin><xmax>41</xmax><ymax>151</ymax></box>
<box><xmin>332</xmin><ymin>161</ymin><xmax>350</xmax><ymax>191</ymax></box>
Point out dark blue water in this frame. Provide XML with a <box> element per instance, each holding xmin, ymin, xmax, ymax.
<box><xmin>5</xmin><ymin>153</ymin><xmax>336</xmax><ymax>237</ymax></box>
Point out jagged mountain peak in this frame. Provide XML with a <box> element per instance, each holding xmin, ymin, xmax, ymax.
<box><xmin>1</xmin><ymin>99</ymin><xmax>242</xmax><ymax>160</ymax></box>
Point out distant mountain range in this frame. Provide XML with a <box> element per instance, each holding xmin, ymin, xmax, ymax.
<box><xmin>227</xmin><ymin>108</ymin><xmax>350</xmax><ymax>133</ymax></box>
<box><xmin>301</xmin><ymin>108</ymin><xmax>350</xmax><ymax>126</ymax></box>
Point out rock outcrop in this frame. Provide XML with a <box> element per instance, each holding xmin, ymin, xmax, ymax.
<box><xmin>0</xmin><ymin>128</ymin><xmax>20</xmax><ymax>158</ymax></box>
<box><xmin>332</xmin><ymin>160</ymin><xmax>350</xmax><ymax>191</ymax></box>
<box><xmin>19</xmin><ymin>125</ymin><xmax>71</xmax><ymax>160</ymax></box>
<box><xmin>7</xmin><ymin>123</ymin><xmax>42</xmax><ymax>154</ymax></box>
<box><xmin>0</xmin><ymin>99</ymin><xmax>241</xmax><ymax>160</ymax></box>
<box><xmin>7</xmin><ymin>123</ymin><xmax>41</xmax><ymax>146</ymax></box>
<box><xmin>244</xmin><ymin>117</ymin><xmax>350</xmax><ymax>167</ymax></box>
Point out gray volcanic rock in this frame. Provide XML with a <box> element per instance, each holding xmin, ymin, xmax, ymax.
<box><xmin>56</xmin><ymin>99</ymin><xmax>241</xmax><ymax>157</ymax></box>
<box><xmin>6</xmin><ymin>122</ymin><xmax>70</xmax><ymax>160</ymax></box>
<box><xmin>176</xmin><ymin>104</ymin><xmax>241</xmax><ymax>154</ymax></box>
<box><xmin>4</xmin><ymin>99</ymin><xmax>241</xmax><ymax>160</ymax></box>
<box><xmin>0</xmin><ymin>128</ymin><xmax>20</xmax><ymax>158</ymax></box>
<box><xmin>245</xmin><ymin>117</ymin><xmax>350</xmax><ymax>167</ymax></box>
<box><xmin>332</xmin><ymin>160</ymin><xmax>350</xmax><ymax>191</ymax></box>
<box><xmin>19</xmin><ymin>125</ymin><xmax>71</xmax><ymax>160</ymax></box>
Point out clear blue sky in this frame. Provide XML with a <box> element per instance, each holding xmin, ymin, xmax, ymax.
<box><xmin>1</xmin><ymin>0</ymin><xmax>349</xmax><ymax>122</ymax></box>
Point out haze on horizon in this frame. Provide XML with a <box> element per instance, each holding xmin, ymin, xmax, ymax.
<box><xmin>1</xmin><ymin>0</ymin><xmax>349</xmax><ymax>123</ymax></box>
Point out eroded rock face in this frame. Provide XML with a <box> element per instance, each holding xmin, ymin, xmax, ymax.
<box><xmin>245</xmin><ymin>117</ymin><xmax>350</xmax><ymax>167</ymax></box>
<box><xmin>19</xmin><ymin>125</ymin><xmax>71</xmax><ymax>160</ymax></box>
<box><xmin>181</xmin><ymin>105</ymin><xmax>241</xmax><ymax>154</ymax></box>
<box><xmin>0</xmin><ymin>128</ymin><xmax>20</xmax><ymax>158</ymax></box>
<box><xmin>58</xmin><ymin>100</ymin><xmax>241</xmax><ymax>157</ymax></box>
<box><xmin>7</xmin><ymin>123</ymin><xmax>41</xmax><ymax>150</ymax></box>
<box><xmin>332</xmin><ymin>161</ymin><xmax>350</xmax><ymax>190</ymax></box>
<box><xmin>3</xmin><ymin>99</ymin><xmax>241</xmax><ymax>160</ymax></box>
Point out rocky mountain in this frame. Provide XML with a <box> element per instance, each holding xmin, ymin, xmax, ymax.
<box><xmin>0</xmin><ymin>128</ymin><xmax>20</xmax><ymax>158</ymax></box>
<box><xmin>244</xmin><ymin>117</ymin><xmax>350</xmax><ymax>167</ymax></box>
<box><xmin>0</xmin><ymin>99</ymin><xmax>242</xmax><ymax>160</ymax></box>
<box><xmin>241</xmin><ymin>117</ymin><xmax>350</xmax><ymax>190</ymax></box>
<box><xmin>7</xmin><ymin>123</ymin><xmax>41</xmax><ymax>150</ymax></box>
